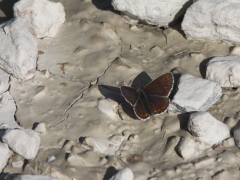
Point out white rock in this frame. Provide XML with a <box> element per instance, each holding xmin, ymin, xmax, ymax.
<box><xmin>0</xmin><ymin>143</ymin><xmax>9</xmax><ymax>173</ymax></box>
<box><xmin>97</xmin><ymin>99</ymin><xmax>118</xmax><ymax>120</ymax></box>
<box><xmin>47</xmin><ymin>156</ymin><xmax>56</xmax><ymax>162</ymax></box>
<box><xmin>182</xmin><ymin>0</ymin><xmax>240</xmax><ymax>44</ymax></box>
<box><xmin>0</xmin><ymin>92</ymin><xmax>20</xmax><ymax>129</ymax></box>
<box><xmin>110</xmin><ymin>168</ymin><xmax>134</xmax><ymax>180</ymax></box>
<box><xmin>0</xmin><ymin>18</ymin><xmax>37</xmax><ymax>80</ymax></box>
<box><xmin>34</xmin><ymin>122</ymin><xmax>46</xmax><ymax>134</ymax></box>
<box><xmin>0</xmin><ymin>69</ymin><xmax>10</xmax><ymax>94</ymax></box>
<box><xmin>176</xmin><ymin>137</ymin><xmax>201</xmax><ymax>159</ymax></box>
<box><xmin>14</xmin><ymin>0</ymin><xmax>65</xmax><ymax>38</ymax></box>
<box><xmin>5</xmin><ymin>174</ymin><xmax>59</xmax><ymax>180</ymax></box>
<box><xmin>169</xmin><ymin>74</ymin><xmax>222</xmax><ymax>113</ymax></box>
<box><xmin>12</xmin><ymin>160</ymin><xmax>24</xmax><ymax>168</ymax></box>
<box><xmin>112</xmin><ymin>0</ymin><xmax>191</xmax><ymax>27</ymax></box>
<box><xmin>2</xmin><ymin>128</ymin><xmax>40</xmax><ymax>159</ymax></box>
<box><xmin>206</xmin><ymin>56</ymin><xmax>240</xmax><ymax>87</ymax></box>
<box><xmin>230</xmin><ymin>47</ymin><xmax>240</xmax><ymax>56</ymax></box>
<box><xmin>83</xmin><ymin>135</ymin><xmax>124</xmax><ymax>156</ymax></box>
<box><xmin>188</xmin><ymin>112</ymin><xmax>230</xmax><ymax>146</ymax></box>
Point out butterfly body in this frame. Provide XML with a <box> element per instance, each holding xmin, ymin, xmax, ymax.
<box><xmin>120</xmin><ymin>73</ymin><xmax>174</xmax><ymax>120</ymax></box>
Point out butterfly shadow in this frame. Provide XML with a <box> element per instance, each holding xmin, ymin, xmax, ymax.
<box><xmin>98</xmin><ymin>71</ymin><xmax>153</xmax><ymax>120</ymax></box>
<box><xmin>169</xmin><ymin>71</ymin><xmax>182</xmax><ymax>100</ymax></box>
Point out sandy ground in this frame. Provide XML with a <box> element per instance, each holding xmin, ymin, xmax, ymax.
<box><xmin>1</xmin><ymin>0</ymin><xmax>240</xmax><ymax>179</ymax></box>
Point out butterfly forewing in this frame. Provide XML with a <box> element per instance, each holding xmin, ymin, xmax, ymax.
<box><xmin>147</xmin><ymin>95</ymin><xmax>169</xmax><ymax>115</ymax></box>
<box><xmin>134</xmin><ymin>98</ymin><xmax>151</xmax><ymax>120</ymax></box>
<box><xmin>120</xmin><ymin>86</ymin><xmax>138</xmax><ymax>106</ymax></box>
<box><xmin>143</xmin><ymin>73</ymin><xmax>174</xmax><ymax>97</ymax></box>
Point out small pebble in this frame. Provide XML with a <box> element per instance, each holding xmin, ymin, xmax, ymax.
<box><xmin>12</xmin><ymin>160</ymin><xmax>24</xmax><ymax>168</ymax></box>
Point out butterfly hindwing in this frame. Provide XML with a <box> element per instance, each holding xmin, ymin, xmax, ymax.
<box><xmin>147</xmin><ymin>95</ymin><xmax>169</xmax><ymax>115</ymax></box>
<box><xmin>143</xmin><ymin>72</ymin><xmax>174</xmax><ymax>97</ymax></box>
<box><xmin>120</xmin><ymin>86</ymin><xmax>138</xmax><ymax>106</ymax></box>
<box><xmin>120</xmin><ymin>72</ymin><xmax>174</xmax><ymax>120</ymax></box>
<box><xmin>134</xmin><ymin>97</ymin><xmax>151</xmax><ymax>120</ymax></box>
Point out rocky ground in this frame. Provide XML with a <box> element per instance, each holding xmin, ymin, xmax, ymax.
<box><xmin>1</xmin><ymin>0</ymin><xmax>240</xmax><ymax>180</ymax></box>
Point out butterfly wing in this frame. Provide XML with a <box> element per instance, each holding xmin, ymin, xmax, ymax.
<box><xmin>146</xmin><ymin>95</ymin><xmax>169</xmax><ymax>115</ymax></box>
<box><xmin>143</xmin><ymin>73</ymin><xmax>174</xmax><ymax>97</ymax></box>
<box><xmin>120</xmin><ymin>86</ymin><xmax>138</xmax><ymax>106</ymax></box>
<box><xmin>134</xmin><ymin>98</ymin><xmax>151</xmax><ymax>120</ymax></box>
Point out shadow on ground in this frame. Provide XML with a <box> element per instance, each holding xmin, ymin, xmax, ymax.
<box><xmin>0</xmin><ymin>0</ymin><xmax>18</xmax><ymax>23</ymax></box>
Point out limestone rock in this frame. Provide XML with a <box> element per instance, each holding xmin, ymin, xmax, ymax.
<box><xmin>14</xmin><ymin>0</ymin><xmax>65</xmax><ymax>38</ymax></box>
<box><xmin>0</xmin><ymin>143</ymin><xmax>9</xmax><ymax>173</ymax></box>
<box><xmin>182</xmin><ymin>0</ymin><xmax>240</xmax><ymax>44</ymax></box>
<box><xmin>0</xmin><ymin>18</ymin><xmax>37</xmax><ymax>80</ymax></box>
<box><xmin>176</xmin><ymin>137</ymin><xmax>203</xmax><ymax>159</ymax></box>
<box><xmin>112</xmin><ymin>0</ymin><xmax>191</xmax><ymax>27</ymax></box>
<box><xmin>230</xmin><ymin>47</ymin><xmax>240</xmax><ymax>56</ymax></box>
<box><xmin>188</xmin><ymin>112</ymin><xmax>230</xmax><ymax>146</ymax></box>
<box><xmin>2</xmin><ymin>128</ymin><xmax>40</xmax><ymax>159</ymax></box>
<box><xmin>0</xmin><ymin>69</ymin><xmax>10</xmax><ymax>94</ymax></box>
<box><xmin>110</xmin><ymin>167</ymin><xmax>134</xmax><ymax>180</ymax></box>
<box><xmin>206</xmin><ymin>56</ymin><xmax>240</xmax><ymax>87</ymax></box>
<box><xmin>34</xmin><ymin>122</ymin><xmax>46</xmax><ymax>134</ymax></box>
<box><xmin>12</xmin><ymin>160</ymin><xmax>24</xmax><ymax>168</ymax></box>
<box><xmin>97</xmin><ymin>99</ymin><xmax>118</xmax><ymax>120</ymax></box>
<box><xmin>0</xmin><ymin>92</ymin><xmax>20</xmax><ymax>129</ymax></box>
<box><xmin>169</xmin><ymin>74</ymin><xmax>222</xmax><ymax>113</ymax></box>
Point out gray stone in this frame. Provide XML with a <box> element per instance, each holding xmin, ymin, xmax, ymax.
<box><xmin>14</xmin><ymin>0</ymin><xmax>65</xmax><ymax>38</ymax></box>
<box><xmin>188</xmin><ymin>112</ymin><xmax>230</xmax><ymax>145</ymax></box>
<box><xmin>2</xmin><ymin>128</ymin><xmax>40</xmax><ymax>159</ymax></box>
<box><xmin>169</xmin><ymin>74</ymin><xmax>222</xmax><ymax>113</ymax></box>
<box><xmin>112</xmin><ymin>0</ymin><xmax>191</xmax><ymax>27</ymax></box>
<box><xmin>182</xmin><ymin>0</ymin><xmax>240</xmax><ymax>44</ymax></box>
<box><xmin>206</xmin><ymin>56</ymin><xmax>240</xmax><ymax>87</ymax></box>
<box><xmin>0</xmin><ymin>143</ymin><xmax>9</xmax><ymax>173</ymax></box>
<box><xmin>0</xmin><ymin>18</ymin><xmax>37</xmax><ymax>80</ymax></box>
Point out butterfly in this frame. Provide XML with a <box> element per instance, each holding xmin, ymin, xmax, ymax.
<box><xmin>120</xmin><ymin>72</ymin><xmax>174</xmax><ymax>120</ymax></box>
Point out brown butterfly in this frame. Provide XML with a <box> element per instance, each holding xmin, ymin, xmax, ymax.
<box><xmin>120</xmin><ymin>73</ymin><xmax>174</xmax><ymax>120</ymax></box>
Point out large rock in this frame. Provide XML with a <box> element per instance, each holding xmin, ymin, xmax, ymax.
<box><xmin>206</xmin><ymin>56</ymin><xmax>240</xmax><ymax>87</ymax></box>
<box><xmin>14</xmin><ymin>0</ymin><xmax>65</xmax><ymax>38</ymax></box>
<box><xmin>0</xmin><ymin>18</ymin><xmax>37</xmax><ymax>80</ymax></box>
<box><xmin>0</xmin><ymin>92</ymin><xmax>20</xmax><ymax>129</ymax></box>
<box><xmin>169</xmin><ymin>74</ymin><xmax>222</xmax><ymax>113</ymax></box>
<box><xmin>182</xmin><ymin>0</ymin><xmax>240</xmax><ymax>44</ymax></box>
<box><xmin>110</xmin><ymin>168</ymin><xmax>134</xmax><ymax>180</ymax></box>
<box><xmin>0</xmin><ymin>143</ymin><xmax>9</xmax><ymax>173</ymax></box>
<box><xmin>0</xmin><ymin>69</ymin><xmax>10</xmax><ymax>94</ymax></box>
<box><xmin>188</xmin><ymin>112</ymin><xmax>230</xmax><ymax>146</ymax></box>
<box><xmin>2</xmin><ymin>129</ymin><xmax>40</xmax><ymax>159</ymax></box>
<box><xmin>112</xmin><ymin>0</ymin><xmax>191</xmax><ymax>27</ymax></box>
